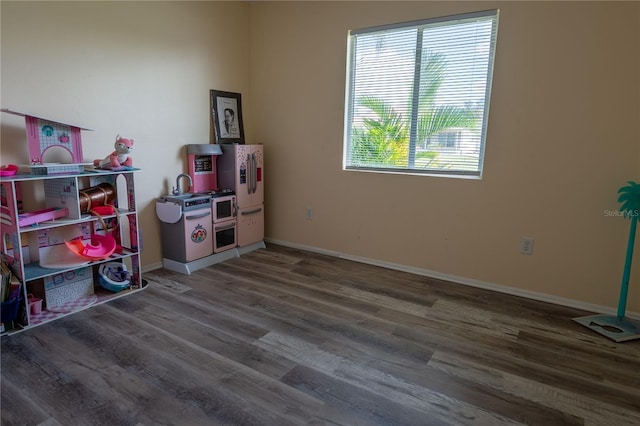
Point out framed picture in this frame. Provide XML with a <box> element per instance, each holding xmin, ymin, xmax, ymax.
<box><xmin>210</xmin><ymin>90</ymin><xmax>245</xmax><ymax>144</ymax></box>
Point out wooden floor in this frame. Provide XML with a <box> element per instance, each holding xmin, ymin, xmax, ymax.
<box><xmin>2</xmin><ymin>244</ymin><xmax>640</xmax><ymax>426</ymax></box>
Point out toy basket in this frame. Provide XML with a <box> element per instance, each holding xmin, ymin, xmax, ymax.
<box><xmin>1</xmin><ymin>295</ymin><xmax>22</xmax><ymax>324</ymax></box>
<box><xmin>44</xmin><ymin>267</ymin><xmax>94</xmax><ymax>308</ymax></box>
<box><xmin>98</xmin><ymin>262</ymin><xmax>131</xmax><ymax>292</ymax></box>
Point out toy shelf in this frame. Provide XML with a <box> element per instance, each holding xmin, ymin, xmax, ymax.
<box><xmin>1</xmin><ymin>168</ymin><xmax>144</xmax><ymax>335</ymax></box>
<box><xmin>17</xmin><ymin>208</ymin><xmax>135</xmax><ymax>234</ymax></box>
<box><xmin>0</xmin><ymin>167</ymin><xmax>141</xmax><ymax>182</ymax></box>
<box><xmin>22</xmin><ymin>248</ymin><xmax>139</xmax><ymax>282</ymax></box>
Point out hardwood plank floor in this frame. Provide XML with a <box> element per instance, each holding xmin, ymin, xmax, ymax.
<box><xmin>2</xmin><ymin>243</ymin><xmax>639</xmax><ymax>425</ymax></box>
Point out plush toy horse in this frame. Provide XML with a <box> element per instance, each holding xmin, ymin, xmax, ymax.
<box><xmin>94</xmin><ymin>135</ymin><xmax>134</xmax><ymax>169</ymax></box>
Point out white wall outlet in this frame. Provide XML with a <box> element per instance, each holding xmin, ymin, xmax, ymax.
<box><xmin>520</xmin><ymin>237</ymin><xmax>534</xmax><ymax>255</ymax></box>
<box><xmin>306</xmin><ymin>207</ymin><xmax>313</xmax><ymax>220</ymax></box>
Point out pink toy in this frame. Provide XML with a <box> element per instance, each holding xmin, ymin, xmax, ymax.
<box><xmin>65</xmin><ymin>234</ymin><xmax>116</xmax><ymax>260</ymax></box>
<box><xmin>0</xmin><ymin>164</ymin><xmax>18</xmax><ymax>176</ymax></box>
<box><xmin>1</xmin><ymin>109</ymin><xmax>90</xmax><ymax>166</ymax></box>
<box><xmin>18</xmin><ymin>207</ymin><xmax>69</xmax><ymax>227</ymax></box>
<box><xmin>93</xmin><ymin>135</ymin><xmax>134</xmax><ymax>169</ymax></box>
<box><xmin>28</xmin><ymin>294</ymin><xmax>43</xmax><ymax>315</ymax></box>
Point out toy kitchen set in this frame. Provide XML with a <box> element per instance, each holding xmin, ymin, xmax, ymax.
<box><xmin>155</xmin><ymin>143</ymin><xmax>264</xmax><ymax>274</ymax></box>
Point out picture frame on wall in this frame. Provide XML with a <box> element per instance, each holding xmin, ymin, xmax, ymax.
<box><xmin>211</xmin><ymin>90</ymin><xmax>245</xmax><ymax>144</ymax></box>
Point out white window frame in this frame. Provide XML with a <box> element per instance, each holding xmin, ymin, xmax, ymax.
<box><xmin>343</xmin><ymin>10</ymin><xmax>499</xmax><ymax>178</ymax></box>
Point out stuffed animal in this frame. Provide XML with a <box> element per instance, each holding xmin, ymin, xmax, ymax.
<box><xmin>94</xmin><ymin>135</ymin><xmax>134</xmax><ymax>169</ymax></box>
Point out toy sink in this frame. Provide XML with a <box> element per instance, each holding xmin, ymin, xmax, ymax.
<box><xmin>164</xmin><ymin>193</ymin><xmax>196</xmax><ymax>200</ymax></box>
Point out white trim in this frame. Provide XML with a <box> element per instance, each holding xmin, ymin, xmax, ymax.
<box><xmin>142</xmin><ymin>241</ymin><xmax>265</xmax><ymax>275</ymax></box>
<box><xmin>265</xmin><ymin>238</ymin><xmax>640</xmax><ymax>321</ymax></box>
<box><xmin>162</xmin><ymin>250</ymin><xmax>240</xmax><ymax>275</ymax></box>
<box><xmin>142</xmin><ymin>261</ymin><xmax>164</xmax><ymax>273</ymax></box>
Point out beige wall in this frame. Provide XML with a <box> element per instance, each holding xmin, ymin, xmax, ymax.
<box><xmin>1</xmin><ymin>1</ymin><xmax>251</xmax><ymax>269</ymax></box>
<box><xmin>2</xmin><ymin>1</ymin><xmax>639</xmax><ymax>315</ymax></box>
<box><xmin>249</xmin><ymin>1</ymin><xmax>640</xmax><ymax>314</ymax></box>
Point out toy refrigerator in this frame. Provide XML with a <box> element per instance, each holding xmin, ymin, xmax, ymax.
<box><xmin>218</xmin><ymin>144</ymin><xmax>264</xmax><ymax>248</ymax></box>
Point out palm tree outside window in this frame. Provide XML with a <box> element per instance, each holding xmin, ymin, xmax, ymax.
<box><xmin>343</xmin><ymin>10</ymin><xmax>499</xmax><ymax>177</ymax></box>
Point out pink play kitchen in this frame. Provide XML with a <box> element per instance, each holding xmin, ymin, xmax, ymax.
<box><xmin>156</xmin><ymin>143</ymin><xmax>264</xmax><ymax>274</ymax></box>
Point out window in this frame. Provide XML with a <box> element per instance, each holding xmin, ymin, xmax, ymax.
<box><xmin>343</xmin><ymin>10</ymin><xmax>499</xmax><ymax>177</ymax></box>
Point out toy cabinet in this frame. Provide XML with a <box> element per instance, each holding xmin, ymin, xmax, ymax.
<box><xmin>0</xmin><ymin>169</ymin><xmax>144</xmax><ymax>334</ymax></box>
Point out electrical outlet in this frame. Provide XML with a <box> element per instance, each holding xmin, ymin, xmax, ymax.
<box><xmin>306</xmin><ymin>207</ymin><xmax>313</xmax><ymax>220</ymax></box>
<box><xmin>520</xmin><ymin>237</ymin><xmax>534</xmax><ymax>255</ymax></box>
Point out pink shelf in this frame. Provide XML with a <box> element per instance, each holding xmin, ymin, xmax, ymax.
<box><xmin>18</xmin><ymin>207</ymin><xmax>69</xmax><ymax>227</ymax></box>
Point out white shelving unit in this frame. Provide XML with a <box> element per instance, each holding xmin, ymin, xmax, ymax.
<box><xmin>0</xmin><ymin>168</ymin><xmax>145</xmax><ymax>334</ymax></box>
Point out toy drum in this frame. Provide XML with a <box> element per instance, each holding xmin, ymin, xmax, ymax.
<box><xmin>79</xmin><ymin>182</ymin><xmax>115</xmax><ymax>213</ymax></box>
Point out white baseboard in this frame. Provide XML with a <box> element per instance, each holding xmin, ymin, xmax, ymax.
<box><xmin>142</xmin><ymin>261</ymin><xmax>163</xmax><ymax>273</ymax></box>
<box><xmin>265</xmin><ymin>238</ymin><xmax>640</xmax><ymax>321</ymax></box>
<box><xmin>142</xmin><ymin>242</ymin><xmax>266</xmax><ymax>275</ymax></box>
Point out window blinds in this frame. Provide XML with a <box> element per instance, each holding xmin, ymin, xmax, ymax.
<box><xmin>344</xmin><ymin>10</ymin><xmax>499</xmax><ymax>177</ymax></box>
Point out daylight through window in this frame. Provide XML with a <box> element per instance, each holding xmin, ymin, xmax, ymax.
<box><xmin>343</xmin><ymin>10</ymin><xmax>499</xmax><ymax>177</ymax></box>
